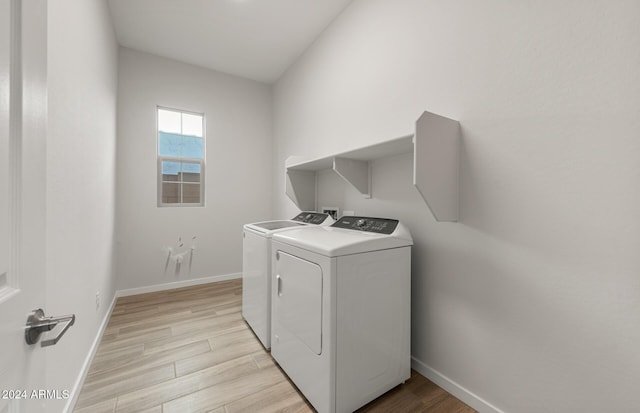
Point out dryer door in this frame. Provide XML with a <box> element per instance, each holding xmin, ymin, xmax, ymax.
<box><xmin>273</xmin><ymin>251</ymin><xmax>322</xmax><ymax>354</ymax></box>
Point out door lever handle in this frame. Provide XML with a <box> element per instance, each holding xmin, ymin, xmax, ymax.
<box><xmin>25</xmin><ymin>308</ymin><xmax>76</xmax><ymax>347</ymax></box>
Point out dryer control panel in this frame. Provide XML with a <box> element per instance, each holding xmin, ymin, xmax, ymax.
<box><xmin>331</xmin><ymin>216</ymin><xmax>399</xmax><ymax>234</ymax></box>
<box><xmin>292</xmin><ymin>212</ymin><xmax>330</xmax><ymax>225</ymax></box>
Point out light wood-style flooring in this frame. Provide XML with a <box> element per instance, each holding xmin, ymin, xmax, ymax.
<box><xmin>74</xmin><ymin>279</ymin><xmax>475</xmax><ymax>413</ymax></box>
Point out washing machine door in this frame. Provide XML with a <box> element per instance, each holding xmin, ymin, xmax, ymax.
<box><xmin>273</xmin><ymin>250</ymin><xmax>323</xmax><ymax>354</ymax></box>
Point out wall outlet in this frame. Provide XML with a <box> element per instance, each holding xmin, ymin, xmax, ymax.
<box><xmin>95</xmin><ymin>291</ymin><xmax>100</xmax><ymax>311</ymax></box>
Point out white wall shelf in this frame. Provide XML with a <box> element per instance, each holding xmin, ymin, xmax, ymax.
<box><xmin>285</xmin><ymin>111</ymin><xmax>460</xmax><ymax>222</ymax></box>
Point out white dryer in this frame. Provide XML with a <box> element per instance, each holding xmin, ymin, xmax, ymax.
<box><xmin>271</xmin><ymin>216</ymin><xmax>413</xmax><ymax>413</ymax></box>
<box><xmin>242</xmin><ymin>212</ymin><xmax>334</xmax><ymax>349</ymax></box>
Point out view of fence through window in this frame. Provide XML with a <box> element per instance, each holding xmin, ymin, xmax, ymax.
<box><xmin>157</xmin><ymin>107</ymin><xmax>205</xmax><ymax>206</ymax></box>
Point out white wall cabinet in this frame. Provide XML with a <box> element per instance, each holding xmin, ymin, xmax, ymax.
<box><xmin>285</xmin><ymin>111</ymin><xmax>460</xmax><ymax>222</ymax></box>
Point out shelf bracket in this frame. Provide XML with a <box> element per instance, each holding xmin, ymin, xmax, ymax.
<box><xmin>333</xmin><ymin>157</ymin><xmax>371</xmax><ymax>198</ymax></box>
<box><xmin>285</xmin><ymin>169</ymin><xmax>316</xmax><ymax>211</ymax></box>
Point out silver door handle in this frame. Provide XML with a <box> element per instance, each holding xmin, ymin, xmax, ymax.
<box><xmin>25</xmin><ymin>308</ymin><xmax>75</xmax><ymax>347</ymax></box>
<box><xmin>276</xmin><ymin>274</ymin><xmax>282</xmax><ymax>297</ymax></box>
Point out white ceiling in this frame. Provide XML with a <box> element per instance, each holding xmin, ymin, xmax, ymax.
<box><xmin>107</xmin><ymin>0</ymin><xmax>354</xmax><ymax>84</ymax></box>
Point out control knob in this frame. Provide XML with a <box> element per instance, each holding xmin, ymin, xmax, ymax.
<box><xmin>355</xmin><ymin>218</ymin><xmax>368</xmax><ymax>228</ymax></box>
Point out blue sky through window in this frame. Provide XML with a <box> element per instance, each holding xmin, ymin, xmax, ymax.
<box><xmin>159</xmin><ymin>132</ymin><xmax>203</xmax><ymax>175</ymax></box>
<box><xmin>159</xmin><ymin>132</ymin><xmax>203</xmax><ymax>158</ymax></box>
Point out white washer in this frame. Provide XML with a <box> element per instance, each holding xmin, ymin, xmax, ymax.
<box><xmin>242</xmin><ymin>212</ymin><xmax>334</xmax><ymax>349</ymax></box>
<box><xmin>271</xmin><ymin>216</ymin><xmax>413</xmax><ymax>413</ymax></box>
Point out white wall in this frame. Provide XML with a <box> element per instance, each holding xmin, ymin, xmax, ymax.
<box><xmin>116</xmin><ymin>48</ymin><xmax>272</xmax><ymax>291</ymax></box>
<box><xmin>273</xmin><ymin>1</ymin><xmax>640</xmax><ymax>412</ymax></box>
<box><xmin>46</xmin><ymin>0</ymin><xmax>118</xmax><ymax>410</ymax></box>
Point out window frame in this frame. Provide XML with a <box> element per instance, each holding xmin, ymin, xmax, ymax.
<box><xmin>156</xmin><ymin>106</ymin><xmax>206</xmax><ymax>207</ymax></box>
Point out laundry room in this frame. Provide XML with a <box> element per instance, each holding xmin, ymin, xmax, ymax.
<box><xmin>1</xmin><ymin>1</ymin><xmax>638</xmax><ymax>413</ymax></box>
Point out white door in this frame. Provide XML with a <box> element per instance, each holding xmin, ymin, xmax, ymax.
<box><xmin>0</xmin><ymin>0</ymin><xmax>48</xmax><ymax>412</ymax></box>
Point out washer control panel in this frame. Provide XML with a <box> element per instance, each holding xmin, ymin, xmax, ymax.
<box><xmin>331</xmin><ymin>216</ymin><xmax>399</xmax><ymax>234</ymax></box>
<box><xmin>292</xmin><ymin>212</ymin><xmax>330</xmax><ymax>225</ymax></box>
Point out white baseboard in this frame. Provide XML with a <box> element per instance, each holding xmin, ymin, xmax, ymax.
<box><xmin>115</xmin><ymin>272</ymin><xmax>242</xmax><ymax>298</ymax></box>
<box><xmin>64</xmin><ymin>293</ymin><xmax>118</xmax><ymax>413</ymax></box>
<box><xmin>411</xmin><ymin>356</ymin><xmax>505</xmax><ymax>413</ymax></box>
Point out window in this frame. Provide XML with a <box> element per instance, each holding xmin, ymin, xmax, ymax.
<box><xmin>157</xmin><ymin>107</ymin><xmax>205</xmax><ymax>206</ymax></box>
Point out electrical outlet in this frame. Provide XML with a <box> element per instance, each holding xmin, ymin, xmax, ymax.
<box><xmin>95</xmin><ymin>291</ymin><xmax>100</xmax><ymax>311</ymax></box>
